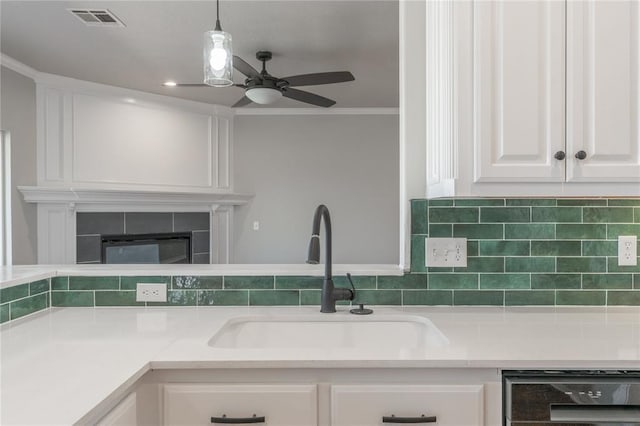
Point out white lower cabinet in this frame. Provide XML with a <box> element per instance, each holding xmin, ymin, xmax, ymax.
<box><xmin>331</xmin><ymin>384</ymin><xmax>484</xmax><ymax>426</ymax></box>
<box><xmin>163</xmin><ymin>384</ymin><xmax>318</xmax><ymax>426</ymax></box>
<box><xmin>97</xmin><ymin>392</ymin><xmax>138</xmax><ymax>426</ymax></box>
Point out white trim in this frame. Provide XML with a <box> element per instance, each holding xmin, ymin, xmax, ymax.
<box><xmin>0</xmin><ymin>53</ymin><xmax>40</xmax><ymax>80</ymax></box>
<box><xmin>18</xmin><ymin>186</ymin><xmax>253</xmax><ymax>207</ymax></box>
<box><xmin>235</xmin><ymin>107</ymin><xmax>399</xmax><ymax>116</ymax></box>
<box><xmin>0</xmin><ymin>131</ymin><xmax>12</xmax><ymax>266</ymax></box>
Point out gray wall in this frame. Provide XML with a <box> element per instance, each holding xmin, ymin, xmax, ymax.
<box><xmin>233</xmin><ymin>114</ymin><xmax>399</xmax><ymax>264</ymax></box>
<box><xmin>0</xmin><ymin>66</ymin><xmax>37</xmax><ymax>264</ymax></box>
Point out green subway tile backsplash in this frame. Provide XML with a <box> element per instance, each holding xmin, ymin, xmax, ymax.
<box><xmin>480</xmin><ymin>207</ymin><xmax>530</xmax><ymax>223</ymax></box>
<box><xmin>1</xmin><ymin>304</ymin><xmax>9</xmax><ymax>323</ymax></box>
<box><xmin>532</xmin><ymin>207</ymin><xmax>582</xmax><ymax>223</ymax></box>
<box><xmin>29</xmin><ymin>279</ymin><xmax>50</xmax><ymax>296</ymax></box>
<box><xmin>582</xmin><ymin>274</ymin><xmax>632</xmax><ymax>290</ymax></box>
<box><xmin>453</xmin><ymin>223</ymin><xmax>504</xmax><ymax>239</ymax></box>
<box><xmin>583</xmin><ymin>207</ymin><xmax>634</xmax><ymax>223</ymax></box>
<box><xmin>479</xmin><ymin>240</ymin><xmax>530</xmax><ymax>256</ymax></box>
<box><xmin>505</xmin><ymin>224</ymin><xmax>555</xmax><ymax>239</ymax></box>
<box><xmin>51</xmin><ymin>291</ymin><xmax>94</xmax><ymax>307</ymax></box>
<box><xmin>10</xmin><ymin>293</ymin><xmax>49</xmax><ymax>320</ymax></box>
<box><xmin>95</xmin><ymin>291</ymin><xmax>143</xmax><ymax>307</ymax></box>
<box><xmin>402</xmin><ymin>290</ymin><xmax>452</xmax><ymax>305</ymax></box>
<box><xmin>505</xmin><ymin>290</ymin><xmax>555</xmax><ymax>306</ymax></box>
<box><xmin>1</xmin><ymin>284</ymin><xmax>29</xmax><ymax>304</ymax></box>
<box><xmin>556</xmin><ymin>224</ymin><xmax>607</xmax><ymax>239</ymax></box>
<box><xmin>1</xmin><ymin>198</ymin><xmax>639</xmax><ymax>323</ymax></box>
<box><xmin>410</xmin><ymin>197</ymin><xmax>640</xmax><ymax>306</ymax></box>
<box><xmin>224</xmin><ymin>276</ymin><xmax>274</xmax><ymax>290</ymax></box>
<box><xmin>480</xmin><ymin>274</ymin><xmax>530</xmax><ymax>289</ymax></box>
<box><xmin>531</xmin><ymin>274</ymin><xmax>581</xmax><ymax>289</ymax></box>
<box><xmin>531</xmin><ymin>241</ymin><xmax>581</xmax><ymax>256</ymax></box>
<box><xmin>430</xmin><ymin>207</ymin><xmax>479</xmax><ymax>223</ymax></box>
<box><xmin>69</xmin><ymin>276</ymin><xmax>119</xmax><ymax>291</ymax></box>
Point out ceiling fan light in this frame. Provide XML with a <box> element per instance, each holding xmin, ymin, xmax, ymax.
<box><xmin>246</xmin><ymin>87</ymin><xmax>283</xmax><ymax>104</ymax></box>
<box><xmin>203</xmin><ymin>30</ymin><xmax>233</xmax><ymax>87</ymax></box>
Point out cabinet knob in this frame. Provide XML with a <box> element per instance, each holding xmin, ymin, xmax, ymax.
<box><xmin>575</xmin><ymin>150</ymin><xmax>587</xmax><ymax>160</ymax></box>
<box><xmin>553</xmin><ymin>151</ymin><xmax>566</xmax><ymax>160</ymax></box>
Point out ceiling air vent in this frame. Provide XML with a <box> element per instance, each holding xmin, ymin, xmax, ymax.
<box><xmin>68</xmin><ymin>9</ymin><xmax>125</xmax><ymax>27</ymax></box>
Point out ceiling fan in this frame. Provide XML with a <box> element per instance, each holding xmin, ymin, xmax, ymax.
<box><xmin>169</xmin><ymin>51</ymin><xmax>355</xmax><ymax>108</ymax></box>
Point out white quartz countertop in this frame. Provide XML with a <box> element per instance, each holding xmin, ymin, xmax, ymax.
<box><xmin>1</xmin><ymin>306</ymin><xmax>640</xmax><ymax>425</ymax></box>
<box><xmin>0</xmin><ymin>264</ymin><xmax>403</xmax><ymax>288</ymax></box>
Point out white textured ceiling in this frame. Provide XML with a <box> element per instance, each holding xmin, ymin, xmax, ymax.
<box><xmin>1</xmin><ymin>1</ymin><xmax>399</xmax><ymax>108</ymax></box>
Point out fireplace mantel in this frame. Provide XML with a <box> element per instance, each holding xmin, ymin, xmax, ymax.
<box><xmin>18</xmin><ymin>186</ymin><xmax>254</xmax><ymax>264</ymax></box>
<box><xmin>18</xmin><ymin>186</ymin><xmax>253</xmax><ymax>211</ymax></box>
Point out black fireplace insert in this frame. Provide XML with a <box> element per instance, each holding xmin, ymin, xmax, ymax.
<box><xmin>101</xmin><ymin>233</ymin><xmax>192</xmax><ymax>264</ymax></box>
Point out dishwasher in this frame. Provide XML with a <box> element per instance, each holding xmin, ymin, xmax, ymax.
<box><xmin>503</xmin><ymin>370</ymin><xmax>640</xmax><ymax>425</ymax></box>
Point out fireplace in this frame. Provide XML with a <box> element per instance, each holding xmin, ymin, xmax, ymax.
<box><xmin>101</xmin><ymin>232</ymin><xmax>192</xmax><ymax>264</ymax></box>
<box><xmin>76</xmin><ymin>212</ymin><xmax>211</xmax><ymax>264</ymax></box>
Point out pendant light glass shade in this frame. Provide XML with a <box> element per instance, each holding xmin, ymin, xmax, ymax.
<box><xmin>203</xmin><ymin>0</ymin><xmax>233</xmax><ymax>87</ymax></box>
<box><xmin>203</xmin><ymin>30</ymin><xmax>233</xmax><ymax>87</ymax></box>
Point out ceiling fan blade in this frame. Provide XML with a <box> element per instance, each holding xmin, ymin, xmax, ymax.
<box><xmin>233</xmin><ymin>56</ymin><xmax>261</xmax><ymax>79</ymax></box>
<box><xmin>232</xmin><ymin>96</ymin><xmax>253</xmax><ymax>108</ymax></box>
<box><xmin>282</xmin><ymin>88</ymin><xmax>336</xmax><ymax>107</ymax></box>
<box><xmin>282</xmin><ymin>71</ymin><xmax>354</xmax><ymax>87</ymax></box>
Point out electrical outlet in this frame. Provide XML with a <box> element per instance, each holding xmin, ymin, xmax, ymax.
<box><xmin>425</xmin><ymin>237</ymin><xmax>467</xmax><ymax>267</ymax></box>
<box><xmin>618</xmin><ymin>235</ymin><xmax>637</xmax><ymax>266</ymax></box>
<box><xmin>136</xmin><ymin>283</ymin><xmax>167</xmax><ymax>302</ymax></box>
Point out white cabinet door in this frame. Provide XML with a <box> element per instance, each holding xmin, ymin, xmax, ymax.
<box><xmin>473</xmin><ymin>0</ymin><xmax>566</xmax><ymax>182</ymax></box>
<box><xmin>97</xmin><ymin>392</ymin><xmax>137</xmax><ymax>426</ymax></box>
<box><xmin>331</xmin><ymin>384</ymin><xmax>484</xmax><ymax>426</ymax></box>
<box><xmin>163</xmin><ymin>384</ymin><xmax>317</xmax><ymax>426</ymax></box>
<box><xmin>566</xmin><ymin>0</ymin><xmax>640</xmax><ymax>182</ymax></box>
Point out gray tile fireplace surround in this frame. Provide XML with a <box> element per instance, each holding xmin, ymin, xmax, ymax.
<box><xmin>76</xmin><ymin>212</ymin><xmax>210</xmax><ymax>264</ymax></box>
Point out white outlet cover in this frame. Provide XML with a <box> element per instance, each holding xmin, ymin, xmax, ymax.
<box><xmin>618</xmin><ymin>235</ymin><xmax>637</xmax><ymax>266</ymax></box>
<box><xmin>136</xmin><ymin>283</ymin><xmax>167</xmax><ymax>302</ymax></box>
<box><xmin>425</xmin><ymin>237</ymin><xmax>467</xmax><ymax>267</ymax></box>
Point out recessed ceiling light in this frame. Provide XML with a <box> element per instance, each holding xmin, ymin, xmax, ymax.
<box><xmin>163</xmin><ymin>81</ymin><xmax>177</xmax><ymax>87</ymax></box>
<box><xmin>124</xmin><ymin>98</ymin><xmax>136</xmax><ymax>103</ymax></box>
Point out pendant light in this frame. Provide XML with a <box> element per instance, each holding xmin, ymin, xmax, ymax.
<box><xmin>203</xmin><ymin>0</ymin><xmax>233</xmax><ymax>87</ymax></box>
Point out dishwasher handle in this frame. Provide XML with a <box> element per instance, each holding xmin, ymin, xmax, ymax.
<box><xmin>550</xmin><ymin>405</ymin><xmax>640</xmax><ymax>423</ymax></box>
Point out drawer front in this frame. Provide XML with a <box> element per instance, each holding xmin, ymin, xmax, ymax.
<box><xmin>331</xmin><ymin>384</ymin><xmax>484</xmax><ymax>426</ymax></box>
<box><xmin>163</xmin><ymin>384</ymin><xmax>317</xmax><ymax>426</ymax></box>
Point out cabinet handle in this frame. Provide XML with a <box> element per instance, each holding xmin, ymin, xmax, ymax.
<box><xmin>211</xmin><ymin>414</ymin><xmax>265</xmax><ymax>424</ymax></box>
<box><xmin>575</xmin><ymin>150</ymin><xmax>587</xmax><ymax>160</ymax></box>
<box><xmin>554</xmin><ymin>151</ymin><xmax>566</xmax><ymax>160</ymax></box>
<box><xmin>382</xmin><ymin>414</ymin><xmax>437</xmax><ymax>423</ymax></box>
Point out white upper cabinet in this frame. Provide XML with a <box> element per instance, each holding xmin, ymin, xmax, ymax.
<box><xmin>474</xmin><ymin>0</ymin><xmax>566</xmax><ymax>183</ymax></box>
<box><xmin>566</xmin><ymin>0</ymin><xmax>640</xmax><ymax>182</ymax></box>
<box><xmin>435</xmin><ymin>0</ymin><xmax>640</xmax><ymax>196</ymax></box>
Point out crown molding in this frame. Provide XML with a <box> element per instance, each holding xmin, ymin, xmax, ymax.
<box><xmin>0</xmin><ymin>53</ymin><xmax>40</xmax><ymax>80</ymax></box>
<box><xmin>234</xmin><ymin>107</ymin><xmax>399</xmax><ymax>116</ymax></box>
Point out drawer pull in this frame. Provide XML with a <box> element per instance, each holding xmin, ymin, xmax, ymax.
<box><xmin>211</xmin><ymin>414</ymin><xmax>265</xmax><ymax>424</ymax></box>
<box><xmin>382</xmin><ymin>414</ymin><xmax>437</xmax><ymax>423</ymax></box>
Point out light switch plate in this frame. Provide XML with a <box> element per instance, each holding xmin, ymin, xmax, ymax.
<box><xmin>618</xmin><ymin>235</ymin><xmax>637</xmax><ymax>266</ymax></box>
<box><xmin>425</xmin><ymin>237</ymin><xmax>467</xmax><ymax>267</ymax></box>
